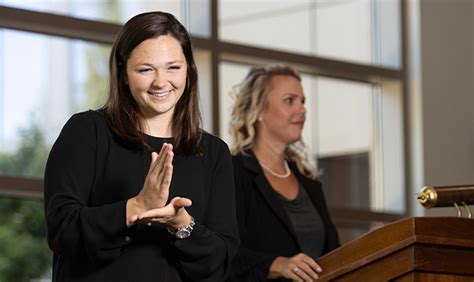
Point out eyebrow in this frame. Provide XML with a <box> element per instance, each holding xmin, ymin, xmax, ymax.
<box><xmin>283</xmin><ymin>93</ymin><xmax>305</xmax><ymax>97</ymax></box>
<box><xmin>133</xmin><ymin>60</ymin><xmax>185</xmax><ymax>67</ymax></box>
<box><xmin>165</xmin><ymin>60</ymin><xmax>185</xmax><ymax>65</ymax></box>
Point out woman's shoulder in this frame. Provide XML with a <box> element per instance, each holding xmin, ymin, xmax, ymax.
<box><xmin>231</xmin><ymin>149</ymin><xmax>254</xmax><ymax>162</ymax></box>
<box><xmin>66</xmin><ymin>109</ymin><xmax>105</xmax><ymax>127</ymax></box>
<box><xmin>59</xmin><ymin>110</ymin><xmax>109</xmax><ymax>140</ymax></box>
<box><xmin>231</xmin><ymin>151</ymin><xmax>246</xmax><ymax>165</ymax></box>
<box><xmin>51</xmin><ymin>110</ymin><xmax>108</xmax><ymax>150</ymax></box>
<box><xmin>196</xmin><ymin>132</ymin><xmax>233</xmax><ymax>164</ymax></box>
<box><xmin>230</xmin><ymin>153</ymin><xmax>247</xmax><ymax>174</ymax></box>
<box><xmin>199</xmin><ymin>131</ymin><xmax>230</xmax><ymax>151</ymax></box>
<box><xmin>231</xmin><ymin>150</ymin><xmax>260</xmax><ymax>175</ymax></box>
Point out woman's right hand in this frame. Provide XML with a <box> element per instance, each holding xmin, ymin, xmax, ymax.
<box><xmin>268</xmin><ymin>253</ymin><xmax>322</xmax><ymax>281</ymax></box>
<box><xmin>126</xmin><ymin>143</ymin><xmax>174</xmax><ymax>226</ymax></box>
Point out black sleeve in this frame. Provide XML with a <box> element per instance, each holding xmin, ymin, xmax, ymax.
<box><xmin>170</xmin><ymin>138</ymin><xmax>240</xmax><ymax>281</ymax></box>
<box><xmin>44</xmin><ymin>112</ymin><xmax>132</xmax><ymax>263</ymax></box>
<box><xmin>227</xmin><ymin>156</ymin><xmax>277</xmax><ymax>282</ymax></box>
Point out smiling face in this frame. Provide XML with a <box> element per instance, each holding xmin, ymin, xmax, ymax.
<box><xmin>258</xmin><ymin>75</ymin><xmax>306</xmax><ymax>146</ymax></box>
<box><xmin>126</xmin><ymin>35</ymin><xmax>187</xmax><ymax>124</ymax></box>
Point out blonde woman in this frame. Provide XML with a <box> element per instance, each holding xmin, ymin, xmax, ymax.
<box><xmin>227</xmin><ymin>65</ymin><xmax>339</xmax><ymax>282</ymax></box>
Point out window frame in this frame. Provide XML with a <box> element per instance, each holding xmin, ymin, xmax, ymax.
<box><xmin>0</xmin><ymin>0</ymin><xmax>409</xmax><ymax>236</ymax></box>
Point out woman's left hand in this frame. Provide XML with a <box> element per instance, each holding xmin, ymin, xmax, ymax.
<box><xmin>130</xmin><ymin>197</ymin><xmax>193</xmax><ymax>229</ymax></box>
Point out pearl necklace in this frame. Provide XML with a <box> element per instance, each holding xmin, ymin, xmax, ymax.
<box><xmin>259</xmin><ymin>160</ymin><xmax>291</xmax><ymax>178</ymax></box>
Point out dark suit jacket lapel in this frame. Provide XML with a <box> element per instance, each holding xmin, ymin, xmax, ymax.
<box><xmin>242</xmin><ymin>151</ymin><xmax>302</xmax><ymax>250</ymax></box>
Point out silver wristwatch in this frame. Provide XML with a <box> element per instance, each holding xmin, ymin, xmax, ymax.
<box><xmin>168</xmin><ymin>216</ymin><xmax>195</xmax><ymax>239</ymax></box>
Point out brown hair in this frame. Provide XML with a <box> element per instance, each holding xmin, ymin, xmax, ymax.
<box><xmin>102</xmin><ymin>11</ymin><xmax>201</xmax><ymax>154</ymax></box>
<box><xmin>230</xmin><ymin>64</ymin><xmax>318</xmax><ymax>179</ymax></box>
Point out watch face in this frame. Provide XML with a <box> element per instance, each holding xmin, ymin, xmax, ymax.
<box><xmin>176</xmin><ymin>230</ymin><xmax>191</xmax><ymax>239</ymax></box>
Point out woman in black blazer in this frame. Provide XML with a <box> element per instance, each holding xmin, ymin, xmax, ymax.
<box><xmin>227</xmin><ymin>64</ymin><xmax>340</xmax><ymax>281</ymax></box>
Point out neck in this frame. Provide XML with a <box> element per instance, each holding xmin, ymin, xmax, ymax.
<box><xmin>253</xmin><ymin>135</ymin><xmax>287</xmax><ymax>167</ymax></box>
<box><xmin>141</xmin><ymin>113</ymin><xmax>173</xmax><ymax>138</ymax></box>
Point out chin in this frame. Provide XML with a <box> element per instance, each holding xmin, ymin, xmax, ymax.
<box><xmin>291</xmin><ymin>132</ymin><xmax>303</xmax><ymax>141</ymax></box>
<box><xmin>283</xmin><ymin>136</ymin><xmax>301</xmax><ymax>145</ymax></box>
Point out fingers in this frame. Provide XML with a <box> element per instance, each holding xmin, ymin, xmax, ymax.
<box><xmin>147</xmin><ymin>151</ymin><xmax>159</xmax><ymax>174</ymax></box>
<box><xmin>157</xmin><ymin>144</ymin><xmax>173</xmax><ymax>178</ymax></box>
<box><xmin>292</xmin><ymin>265</ymin><xmax>313</xmax><ymax>281</ymax></box>
<box><xmin>304</xmin><ymin>255</ymin><xmax>322</xmax><ymax>274</ymax></box>
<box><xmin>137</xmin><ymin>197</ymin><xmax>192</xmax><ymax>222</ymax></box>
<box><xmin>137</xmin><ymin>205</ymin><xmax>173</xmax><ymax>220</ymax></box>
<box><xmin>171</xmin><ymin>196</ymin><xmax>192</xmax><ymax>208</ymax></box>
<box><xmin>155</xmin><ymin>144</ymin><xmax>174</xmax><ymax>193</ymax></box>
<box><xmin>127</xmin><ymin>214</ymin><xmax>139</xmax><ymax>227</ymax></box>
<box><xmin>141</xmin><ymin>143</ymin><xmax>174</xmax><ymax>209</ymax></box>
<box><xmin>159</xmin><ymin>158</ymin><xmax>174</xmax><ymax>189</ymax></box>
<box><xmin>292</xmin><ymin>264</ymin><xmax>317</xmax><ymax>281</ymax></box>
<box><xmin>286</xmin><ymin>253</ymin><xmax>322</xmax><ymax>281</ymax></box>
<box><xmin>150</xmin><ymin>143</ymin><xmax>173</xmax><ymax>177</ymax></box>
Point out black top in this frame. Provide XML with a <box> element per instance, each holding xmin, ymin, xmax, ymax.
<box><xmin>227</xmin><ymin>151</ymin><xmax>340</xmax><ymax>282</ymax></box>
<box><xmin>275</xmin><ymin>183</ymin><xmax>326</xmax><ymax>259</ymax></box>
<box><xmin>44</xmin><ymin>110</ymin><xmax>240</xmax><ymax>282</ymax></box>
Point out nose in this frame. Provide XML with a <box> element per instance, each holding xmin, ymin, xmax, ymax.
<box><xmin>152</xmin><ymin>71</ymin><xmax>167</xmax><ymax>88</ymax></box>
<box><xmin>298</xmin><ymin>102</ymin><xmax>306</xmax><ymax>115</ymax></box>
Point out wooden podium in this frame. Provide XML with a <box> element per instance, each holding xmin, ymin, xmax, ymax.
<box><xmin>317</xmin><ymin>217</ymin><xmax>474</xmax><ymax>281</ymax></box>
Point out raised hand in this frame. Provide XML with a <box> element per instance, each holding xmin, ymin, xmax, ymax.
<box><xmin>268</xmin><ymin>253</ymin><xmax>322</xmax><ymax>282</ymax></box>
<box><xmin>126</xmin><ymin>143</ymin><xmax>174</xmax><ymax>226</ymax></box>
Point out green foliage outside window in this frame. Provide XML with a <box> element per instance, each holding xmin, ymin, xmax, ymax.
<box><xmin>0</xmin><ymin>4</ymin><xmax>119</xmax><ymax>281</ymax></box>
<box><xmin>0</xmin><ymin>125</ymin><xmax>52</xmax><ymax>282</ymax></box>
<box><xmin>0</xmin><ymin>39</ymin><xmax>111</xmax><ymax>282</ymax></box>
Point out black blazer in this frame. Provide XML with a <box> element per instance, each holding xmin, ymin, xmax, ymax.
<box><xmin>227</xmin><ymin>151</ymin><xmax>340</xmax><ymax>282</ymax></box>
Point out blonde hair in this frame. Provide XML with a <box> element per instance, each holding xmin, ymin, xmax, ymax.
<box><xmin>229</xmin><ymin>64</ymin><xmax>318</xmax><ymax>179</ymax></box>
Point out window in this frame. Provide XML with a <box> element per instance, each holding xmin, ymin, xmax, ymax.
<box><xmin>0</xmin><ymin>29</ymin><xmax>110</xmax><ymax>281</ymax></box>
<box><xmin>315</xmin><ymin>77</ymin><xmax>374</xmax><ymax>210</ymax></box>
<box><xmin>0</xmin><ymin>29</ymin><xmax>109</xmax><ymax>176</ymax></box>
<box><xmin>219</xmin><ymin>0</ymin><xmax>401</xmax><ymax>68</ymax></box>
<box><xmin>0</xmin><ymin>2</ymin><xmax>406</xmax><ymax>276</ymax></box>
<box><xmin>1</xmin><ymin>0</ymin><xmax>211</xmax><ymax>37</ymax></box>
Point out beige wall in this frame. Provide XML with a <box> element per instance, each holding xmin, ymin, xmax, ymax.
<box><xmin>409</xmin><ymin>0</ymin><xmax>474</xmax><ymax>216</ymax></box>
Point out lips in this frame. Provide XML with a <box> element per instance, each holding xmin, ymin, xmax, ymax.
<box><xmin>292</xmin><ymin>120</ymin><xmax>305</xmax><ymax>125</ymax></box>
<box><xmin>148</xmin><ymin>90</ymin><xmax>172</xmax><ymax>98</ymax></box>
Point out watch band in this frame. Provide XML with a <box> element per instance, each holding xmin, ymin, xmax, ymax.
<box><xmin>167</xmin><ymin>216</ymin><xmax>195</xmax><ymax>239</ymax></box>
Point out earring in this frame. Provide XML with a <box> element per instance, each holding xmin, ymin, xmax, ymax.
<box><xmin>258</xmin><ymin>117</ymin><xmax>263</xmax><ymax>122</ymax></box>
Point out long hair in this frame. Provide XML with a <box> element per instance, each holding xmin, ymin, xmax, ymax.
<box><xmin>230</xmin><ymin>64</ymin><xmax>318</xmax><ymax>179</ymax></box>
<box><xmin>103</xmin><ymin>11</ymin><xmax>201</xmax><ymax>154</ymax></box>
